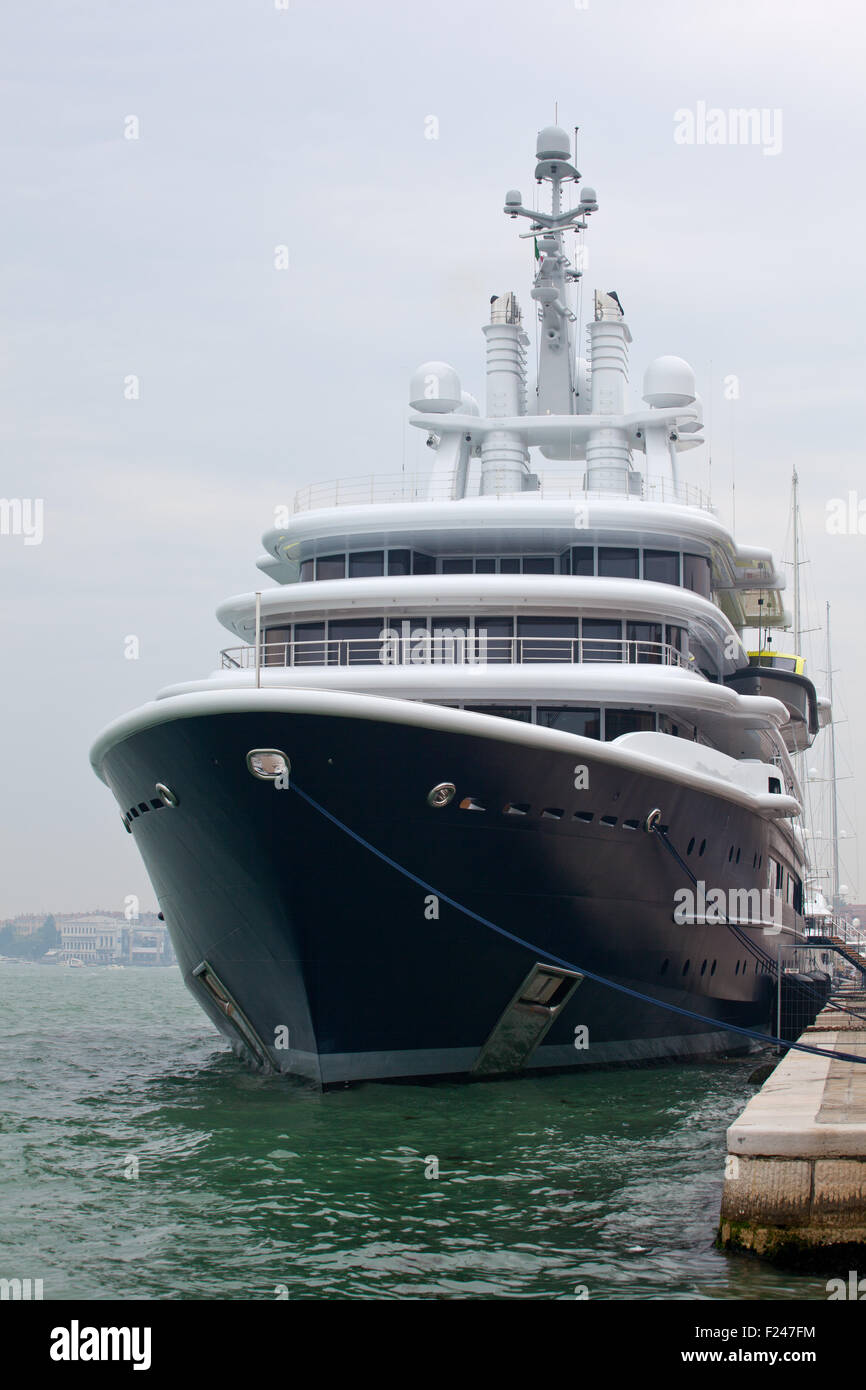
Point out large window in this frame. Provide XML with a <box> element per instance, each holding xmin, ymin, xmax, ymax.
<box><xmin>441</xmin><ymin>557</ymin><xmax>474</xmax><ymax>574</ymax></box>
<box><xmin>387</xmin><ymin>549</ymin><xmax>412</xmax><ymax>576</ymax></box>
<box><xmin>264</xmin><ymin>626</ymin><xmax>292</xmax><ymax>666</ymax></box>
<box><xmin>643</xmin><ymin>550</ymin><xmax>680</xmax><ymax>585</ymax></box>
<box><xmin>523</xmin><ymin>557</ymin><xmax>556</xmax><ymax>574</ymax></box>
<box><xmin>316</xmin><ymin>554</ymin><xmax>346</xmax><ymax>581</ymax></box>
<box><xmin>517</xmin><ymin>617</ymin><xmax>579</xmax><ymax>663</ymax></box>
<box><xmin>537</xmin><ymin>707</ymin><xmax>601</xmax><ymax>738</ymax></box>
<box><xmin>582</xmin><ymin>618</ymin><xmax>623</xmax><ymax>661</ymax></box>
<box><xmin>604</xmin><ymin>709</ymin><xmax>656</xmax><ymax>741</ymax></box>
<box><xmin>328</xmin><ymin>618</ymin><xmax>383</xmax><ymax>665</ymax></box>
<box><xmin>626</xmin><ymin>621</ymin><xmax>664</xmax><ymax>663</ymax></box>
<box><xmin>432</xmin><ymin>616</ymin><xmax>471</xmax><ymax>663</ymax></box>
<box><xmin>348</xmin><ymin>550</ymin><xmax>385</xmax><ymax>579</ymax></box>
<box><xmin>464</xmin><ymin>705</ymin><xmax>532</xmax><ymax>722</ymax></box>
<box><xmin>412</xmin><ymin>552</ymin><xmax>436</xmax><ymax>574</ymax></box>
<box><xmin>570</xmin><ymin>546</ymin><xmax>594</xmax><ymax>576</ymax></box>
<box><xmin>293</xmin><ymin>622</ymin><xmax>326</xmax><ymax>665</ymax></box>
<box><xmin>598</xmin><ymin>547</ymin><xmax>639</xmax><ymax>579</ymax></box>
<box><xmin>476</xmin><ymin>617</ymin><xmax>514</xmax><ymax>664</ymax></box>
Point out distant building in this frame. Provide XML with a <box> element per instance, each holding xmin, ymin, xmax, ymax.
<box><xmin>3</xmin><ymin>914</ymin><xmax>48</xmax><ymax>938</ymax></box>
<box><xmin>57</xmin><ymin>915</ymin><xmax>123</xmax><ymax>965</ymax></box>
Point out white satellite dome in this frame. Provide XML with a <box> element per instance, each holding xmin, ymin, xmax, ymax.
<box><xmin>643</xmin><ymin>356</ymin><xmax>697</xmax><ymax>408</ymax></box>
<box><xmin>409</xmin><ymin>361</ymin><xmax>462</xmax><ymax>414</ymax></box>
<box><xmin>460</xmin><ymin>391</ymin><xmax>480</xmax><ymax>416</ymax></box>
<box><xmin>536</xmin><ymin>126</ymin><xmax>571</xmax><ymax>161</ymax></box>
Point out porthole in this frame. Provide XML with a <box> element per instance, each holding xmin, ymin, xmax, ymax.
<box><xmin>459</xmin><ymin>797</ymin><xmax>486</xmax><ymax>812</ymax></box>
<box><xmin>710</xmin><ymin>960</ymin><xmax>717</xmax><ymax>976</ymax></box>
<box><xmin>728</xmin><ymin>846</ymin><xmax>734</xmax><ymax>862</ymax></box>
<box><xmin>699</xmin><ymin>839</ymin><xmax>706</xmax><ymax>857</ymax></box>
<box><xmin>687</xmin><ymin>837</ymin><xmax>695</xmax><ymax>855</ymax></box>
<box><xmin>427</xmin><ymin>782</ymin><xmax>456</xmax><ymax>808</ymax></box>
<box><xmin>155</xmin><ymin>783</ymin><xmax>179</xmax><ymax>807</ymax></box>
<box><xmin>573</xmin><ymin>811</ymin><xmax>595</xmax><ymax>823</ymax></box>
<box><xmin>735</xmin><ymin>848</ymin><xmax>741</xmax><ymax>864</ymax></box>
<box><xmin>541</xmin><ymin>807</ymin><xmax>564</xmax><ymax>820</ymax></box>
<box><xmin>121</xmin><ymin>813</ymin><xmax>132</xmax><ymax>834</ymax></box>
<box><xmin>660</xmin><ymin>958</ymin><xmax>669</xmax><ymax>975</ymax></box>
<box><xmin>682</xmin><ymin>959</ymin><xmax>690</xmax><ymax>975</ymax></box>
<box><xmin>623</xmin><ymin>819</ymin><xmax>640</xmax><ymax>830</ymax></box>
<box><xmin>735</xmin><ymin>961</ymin><xmax>740</xmax><ymax>976</ymax></box>
<box><xmin>504</xmin><ymin>803</ymin><xmax>530</xmax><ymax>816</ymax></box>
<box><xmin>700</xmin><ymin>959</ymin><xmax>707</xmax><ymax>976</ymax></box>
<box><xmin>600</xmin><ymin>815</ymin><xmax>618</xmax><ymax>827</ymax></box>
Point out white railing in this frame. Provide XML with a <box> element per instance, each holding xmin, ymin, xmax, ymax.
<box><xmin>220</xmin><ymin>636</ymin><xmax>689</xmax><ymax>670</ymax></box>
<box><xmin>292</xmin><ymin>471</ymin><xmax>714</xmax><ymax>513</ymax></box>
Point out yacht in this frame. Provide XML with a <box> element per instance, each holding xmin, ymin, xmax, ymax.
<box><xmin>90</xmin><ymin>124</ymin><xmax>828</xmax><ymax>1087</ymax></box>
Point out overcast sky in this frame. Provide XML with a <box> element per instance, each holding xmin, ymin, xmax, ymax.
<box><xmin>1</xmin><ymin>0</ymin><xmax>864</xmax><ymax>916</ymax></box>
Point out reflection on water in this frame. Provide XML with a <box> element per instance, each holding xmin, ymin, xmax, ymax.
<box><xmin>0</xmin><ymin>966</ymin><xmax>830</xmax><ymax>1300</ymax></box>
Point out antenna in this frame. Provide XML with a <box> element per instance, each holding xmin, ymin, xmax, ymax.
<box><xmin>826</xmin><ymin>600</ymin><xmax>841</xmax><ymax>911</ymax></box>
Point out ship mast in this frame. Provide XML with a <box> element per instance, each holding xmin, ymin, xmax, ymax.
<box><xmin>826</xmin><ymin>600</ymin><xmax>841</xmax><ymax>912</ymax></box>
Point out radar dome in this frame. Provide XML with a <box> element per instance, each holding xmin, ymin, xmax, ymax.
<box><xmin>536</xmin><ymin>126</ymin><xmax>571</xmax><ymax>161</ymax></box>
<box><xmin>460</xmin><ymin>391</ymin><xmax>480</xmax><ymax>417</ymax></box>
<box><xmin>643</xmin><ymin>356</ymin><xmax>697</xmax><ymax>408</ymax></box>
<box><xmin>505</xmin><ymin>189</ymin><xmax>522</xmax><ymax>207</ymax></box>
<box><xmin>410</xmin><ymin>361</ymin><xmax>462</xmax><ymax>414</ymax></box>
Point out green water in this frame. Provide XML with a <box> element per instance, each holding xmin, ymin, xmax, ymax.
<box><xmin>0</xmin><ymin>966</ymin><xmax>832</xmax><ymax>1300</ymax></box>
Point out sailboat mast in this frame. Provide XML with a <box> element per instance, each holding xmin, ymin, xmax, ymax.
<box><xmin>792</xmin><ymin>468</ymin><xmax>800</xmax><ymax>653</ymax></box>
<box><xmin>826</xmin><ymin>600</ymin><xmax>840</xmax><ymax>909</ymax></box>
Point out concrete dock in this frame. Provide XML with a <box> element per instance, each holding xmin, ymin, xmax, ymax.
<box><xmin>719</xmin><ymin>996</ymin><xmax>866</xmax><ymax>1263</ymax></box>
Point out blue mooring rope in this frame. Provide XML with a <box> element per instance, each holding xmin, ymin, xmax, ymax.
<box><xmin>289</xmin><ymin>781</ymin><xmax>866</xmax><ymax>1067</ymax></box>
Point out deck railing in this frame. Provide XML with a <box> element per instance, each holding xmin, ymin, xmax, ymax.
<box><xmin>291</xmin><ymin>472</ymin><xmax>713</xmax><ymax>513</ymax></box>
<box><xmin>220</xmin><ymin>636</ymin><xmax>689</xmax><ymax>670</ymax></box>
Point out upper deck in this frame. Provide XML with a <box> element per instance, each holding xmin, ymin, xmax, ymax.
<box><xmin>291</xmin><ymin>470</ymin><xmax>712</xmax><ymax>513</ymax></box>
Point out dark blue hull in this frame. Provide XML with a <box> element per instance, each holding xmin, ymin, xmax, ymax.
<box><xmin>98</xmin><ymin>703</ymin><xmax>798</xmax><ymax>1086</ymax></box>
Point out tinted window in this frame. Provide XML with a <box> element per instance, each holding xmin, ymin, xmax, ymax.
<box><xmin>387</xmin><ymin>549</ymin><xmax>411</xmax><ymax>576</ymax></box>
<box><xmin>316</xmin><ymin>554</ymin><xmax>346</xmax><ymax>581</ymax></box>
<box><xmin>264</xmin><ymin>627</ymin><xmax>291</xmax><ymax>667</ymax></box>
<box><xmin>598</xmin><ymin>547</ymin><xmax>639</xmax><ymax>579</ymax></box>
<box><xmin>683</xmin><ymin>553</ymin><xmax>711</xmax><ymax>598</ymax></box>
<box><xmin>441</xmin><ymin>557</ymin><xmax>473</xmax><ymax>574</ymax></box>
<box><xmin>348</xmin><ymin>550</ymin><xmax>385</xmax><ymax>578</ymax></box>
<box><xmin>666</xmin><ymin>624</ymin><xmax>688</xmax><ymax>658</ymax></box>
<box><xmin>643</xmin><ymin>550</ymin><xmax>680</xmax><ymax>585</ymax></box>
<box><xmin>581</xmin><ymin>619</ymin><xmax>623</xmax><ymax>661</ymax></box>
<box><xmin>328</xmin><ymin>618</ymin><xmax>383</xmax><ymax>666</ymax></box>
<box><xmin>626</xmin><ymin>621</ymin><xmax>663</xmax><ymax>664</ymax></box>
<box><xmin>570</xmin><ymin>546</ymin><xmax>594</xmax><ymax>576</ymax></box>
<box><xmin>293</xmin><ymin>622</ymin><xmax>326</xmax><ymax>666</ymax></box>
<box><xmin>464</xmin><ymin>705</ymin><xmax>532</xmax><ymax>722</ymax></box>
<box><xmin>412</xmin><ymin>553</ymin><xmax>436</xmax><ymax>575</ymax></box>
<box><xmin>476</xmin><ymin>617</ymin><xmax>513</xmax><ymax>664</ymax></box>
<box><xmin>523</xmin><ymin>557</ymin><xmax>556</xmax><ymax>574</ymax></box>
<box><xmin>500</xmin><ymin>557</ymin><xmax>521</xmax><ymax>574</ymax></box>
<box><xmin>517</xmin><ymin>617</ymin><xmax>578</xmax><ymax>663</ymax></box>
<box><xmin>537</xmin><ymin>707</ymin><xmax>601</xmax><ymax>739</ymax></box>
<box><xmin>300</xmin><ymin>559</ymin><xmax>314</xmax><ymax>582</ymax></box>
<box><xmin>475</xmin><ymin>557</ymin><xmax>497</xmax><ymax>573</ymax></box>
<box><xmin>604</xmin><ymin>709</ymin><xmax>656</xmax><ymax>741</ymax></box>
<box><xmin>432</xmin><ymin>617</ymin><xmax>471</xmax><ymax>663</ymax></box>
